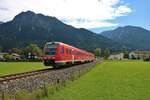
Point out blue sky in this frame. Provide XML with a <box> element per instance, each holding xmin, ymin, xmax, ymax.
<box><xmin>0</xmin><ymin>0</ymin><xmax>149</xmax><ymax>33</ymax></box>
<box><xmin>121</xmin><ymin>0</ymin><xmax>150</xmax><ymax>29</ymax></box>
<box><xmin>90</xmin><ymin>0</ymin><xmax>150</xmax><ymax>33</ymax></box>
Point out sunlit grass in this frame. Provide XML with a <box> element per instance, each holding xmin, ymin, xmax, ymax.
<box><xmin>44</xmin><ymin>60</ymin><xmax>150</xmax><ymax>100</ymax></box>
<box><xmin>0</xmin><ymin>62</ymin><xmax>47</xmax><ymax>76</ymax></box>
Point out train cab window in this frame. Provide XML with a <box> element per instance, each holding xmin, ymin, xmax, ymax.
<box><xmin>60</xmin><ymin>47</ymin><xmax>64</xmax><ymax>54</ymax></box>
<box><xmin>44</xmin><ymin>43</ymin><xmax>58</xmax><ymax>55</ymax></box>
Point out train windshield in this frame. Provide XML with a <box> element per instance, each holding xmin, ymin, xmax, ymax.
<box><xmin>44</xmin><ymin>43</ymin><xmax>58</xmax><ymax>56</ymax></box>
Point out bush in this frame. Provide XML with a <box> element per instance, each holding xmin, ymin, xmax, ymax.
<box><xmin>3</xmin><ymin>54</ymin><xmax>13</xmax><ymax>61</ymax></box>
<box><xmin>0</xmin><ymin>58</ymin><xmax>42</xmax><ymax>62</ymax></box>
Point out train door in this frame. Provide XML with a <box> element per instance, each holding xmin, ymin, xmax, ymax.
<box><xmin>72</xmin><ymin>49</ymin><xmax>74</xmax><ymax>64</ymax></box>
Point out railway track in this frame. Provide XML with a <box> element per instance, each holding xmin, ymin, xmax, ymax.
<box><xmin>0</xmin><ymin>61</ymin><xmax>100</xmax><ymax>84</ymax></box>
<box><xmin>0</xmin><ymin>64</ymin><xmax>83</xmax><ymax>83</ymax></box>
<box><xmin>0</xmin><ymin>68</ymin><xmax>53</xmax><ymax>83</ymax></box>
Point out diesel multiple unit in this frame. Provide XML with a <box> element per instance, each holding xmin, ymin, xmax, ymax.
<box><xmin>43</xmin><ymin>42</ymin><xmax>94</xmax><ymax>67</ymax></box>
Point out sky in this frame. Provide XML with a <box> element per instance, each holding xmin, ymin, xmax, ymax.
<box><xmin>0</xmin><ymin>0</ymin><xmax>149</xmax><ymax>33</ymax></box>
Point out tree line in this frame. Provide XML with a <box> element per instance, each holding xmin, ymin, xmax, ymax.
<box><xmin>0</xmin><ymin>43</ymin><xmax>112</xmax><ymax>61</ymax></box>
<box><xmin>2</xmin><ymin>44</ymin><xmax>43</xmax><ymax>61</ymax></box>
<box><xmin>94</xmin><ymin>48</ymin><xmax>110</xmax><ymax>59</ymax></box>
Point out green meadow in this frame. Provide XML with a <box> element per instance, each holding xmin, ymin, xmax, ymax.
<box><xmin>44</xmin><ymin>61</ymin><xmax>150</xmax><ymax>100</ymax></box>
<box><xmin>0</xmin><ymin>62</ymin><xmax>47</xmax><ymax>76</ymax></box>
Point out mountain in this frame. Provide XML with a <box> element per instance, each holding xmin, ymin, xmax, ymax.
<box><xmin>0</xmin><ymin>22</ymin><xmax>3</xmax><ymax>24</ymax></box>
<box><xmin>0</xmin><ymin>11</ymin><xmax>122</xmax><ymax>51</ymax></box>
<box><xmin>101</xmin><ymin>26</ymin><xmax>150</xmax><ymax>50</ymax></box>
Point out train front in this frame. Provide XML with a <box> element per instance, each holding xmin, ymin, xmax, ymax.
<box><xmin>43</xmin><ymin>42</ymin><xmax>58</xmax><ymax>66</ymax></box>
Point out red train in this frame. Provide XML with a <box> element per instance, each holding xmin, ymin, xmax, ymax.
<box><xmin>43</xmin><ymin>42</ymin><xmax>95</xmax><ymax>67</ymax></box>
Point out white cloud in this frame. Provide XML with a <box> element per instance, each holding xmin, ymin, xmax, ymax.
<box><xmin>64</xmin><ymin>20</ymin><xmax>118</xmax><ymax>28</ymax></box>
<box><xmin>0</xmin><ymin>0</ymin><xmax>132</xmax><ymax>28</ymax></box>
<box><xmin>115</xmin><ymin>5</ymin><xmax>132</xmax><ymax>16</ymax></box>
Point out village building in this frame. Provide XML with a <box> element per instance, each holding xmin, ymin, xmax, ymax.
<box><xmin>0</xmin><ymin>53</ymin><xmax>8</xmax><ymax>60</ymax></box>
<box><xmin>108</xmin><ymin>53</ymin><xmax>124</xmax><ymax>60</ymax></box>
<box><xmin>12</xmin><ymin>53</ymin><xmax>21</xmax><ymax>60</ymax></box>
<box><xmin>129</xmin><ymin>51</ymin><xmax>150</xmax><ymax>59</ymax></box>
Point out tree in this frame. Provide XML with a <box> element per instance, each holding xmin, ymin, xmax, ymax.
<box><xmin>94</xmin><ymin>48</ymin><xmax>101</xmax><ymax>57</ymax></box>
<box><xmin>0</xmin><ymin>46</ymin><xmax>2</xmax><ymax>52</ymax></box>
<box><xmin>11</xmin><ymin>48</ymin><xmax>22</xmax><ymax>54</ymax></box>
<box><xmin>104</xmin><ymin>48</ymin><xmax>110</xmax><ymax>59</ymax></box>
<box><xmin>123</xmin><ymin>50</ymin><xmax>129</xmax><ymax>59</ymax></box>
<box><xmin>3</xmin><ymin>54</ymin><xmax>13</xmax><ymax>60</ymax></box>
<box><xmin>24</xmin><ymin>44</ymin><xmax>43</xmax><ymax>57</ymax></box>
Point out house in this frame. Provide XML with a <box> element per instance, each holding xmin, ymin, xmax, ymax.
<box><xmin>26</xmin><ymin>52</ymin><xmax>39</xmax><ymax>59</ymax></box>
<box><xmin>108</xmin><ymin>53</ymin><xmax>124</xmax><ymax>60</ymax></box>
<box><xmin>0</xmin><ymin>52</ymin><xmax>8</xmax><ymax>61</ymax></box>
<box><xmin>12</xmin><ymin>53</ymin><xmax>21</xmax><ymax>60</ymax></box>
<box><xmin>129</xmin><ymin>52</ymin><xmax>138</xmax><ymax>59</ymax></box>
<box><xmin>129</xmin><ymin>51</ymin><xmax>150</xmax><ymax>59</ymax></box>
<box><xmin>0</xmin><ymin>53</ymin><xmax>21</xmax><ymax>61</ymax></box>
<box><xmin>0</xmin><ymin>53</ymin><xmax>8</xmax><ymax>60</ymax></box>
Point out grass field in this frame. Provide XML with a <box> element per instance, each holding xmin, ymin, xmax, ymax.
<box><xmin>0</xmin><ymin>62</ymin><xmax>47</xmax><ymax>76</ymax></box>
<box><xmin>44</xmin><ymin>60</ymin><xmax>150</xmax><ymax>100</ymax></box>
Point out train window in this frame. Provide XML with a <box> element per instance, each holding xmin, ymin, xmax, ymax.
<box><xmin>46</xmin><ymin>43</ymin><xmax>57</xmax><ymax>48</ymax></box>
<box><xmin>79</xmin><ymin>52</ymin><xmax>81</xmax><ymax>55</ymax></box>
<box><xmin>44</xmin><ymin>43</ymin><xmax>57</xmax><ymax>55</ymax></box>
<box><xmin>44</xmin><ymin>48</ymin><xmax>56</xmax><ymax>55</ymax></box>
<box><xmin>66</xmin><ymin>48</ymin><xmax>68</xmax><ymax>54</ymax></box>
<box><xmin>60</xmin><ymin>47</ymin><xmax>64</xmax><ymax>54</ymax></box>
<box><xmin>69</xmin><ymin>49</ymin><xmax>71</xmax><ymax>54</ymax></box>
<box><xmin>78</xmin><ymin>52</ymin><xmax>80</xmax><ymax>55</ymax></box>
<box><xmin>76</xmin><ymin>52</ymin><xmax>78</xmax><ymax>55</ymax></box>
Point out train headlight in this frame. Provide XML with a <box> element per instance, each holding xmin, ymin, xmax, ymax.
<box><xmin>43</xmin><ymin>57</ymin><xmax>47</xmax><ymax>59</ymax></box>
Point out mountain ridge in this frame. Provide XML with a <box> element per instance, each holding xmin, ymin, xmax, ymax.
<box><xmin>101</xmin><ymin>26</ymin><xmax>150</xmax><ymax>50</ymax></box>
<box><xmin>0</xmin><ymin>21</ymin><xmax>3</xmax><ymax>24</ymax></box>
<box><xmin>0</xmin><ymin>11</ymin><xmax>122</xmax><ymax>51</ymax></box>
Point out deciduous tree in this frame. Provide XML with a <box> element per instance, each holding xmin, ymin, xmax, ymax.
<box><xmin>24</xmin><ymin>44</ymin><xmax>43</xmax><ymax>57</ymax></box>
<box><xmin>11</xmin><ymin>48</ymin><xmax>22</xmax><ymax>54</ymax></box>
<box><xmin>104</xmin><ymin>48</ymin><xmax>110</xmax><ymax>59</ymax></box>
<box><xmin>94</xmin><ymin>48</ymin><xmax>101</xmax><ymax>57</ymax></box>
